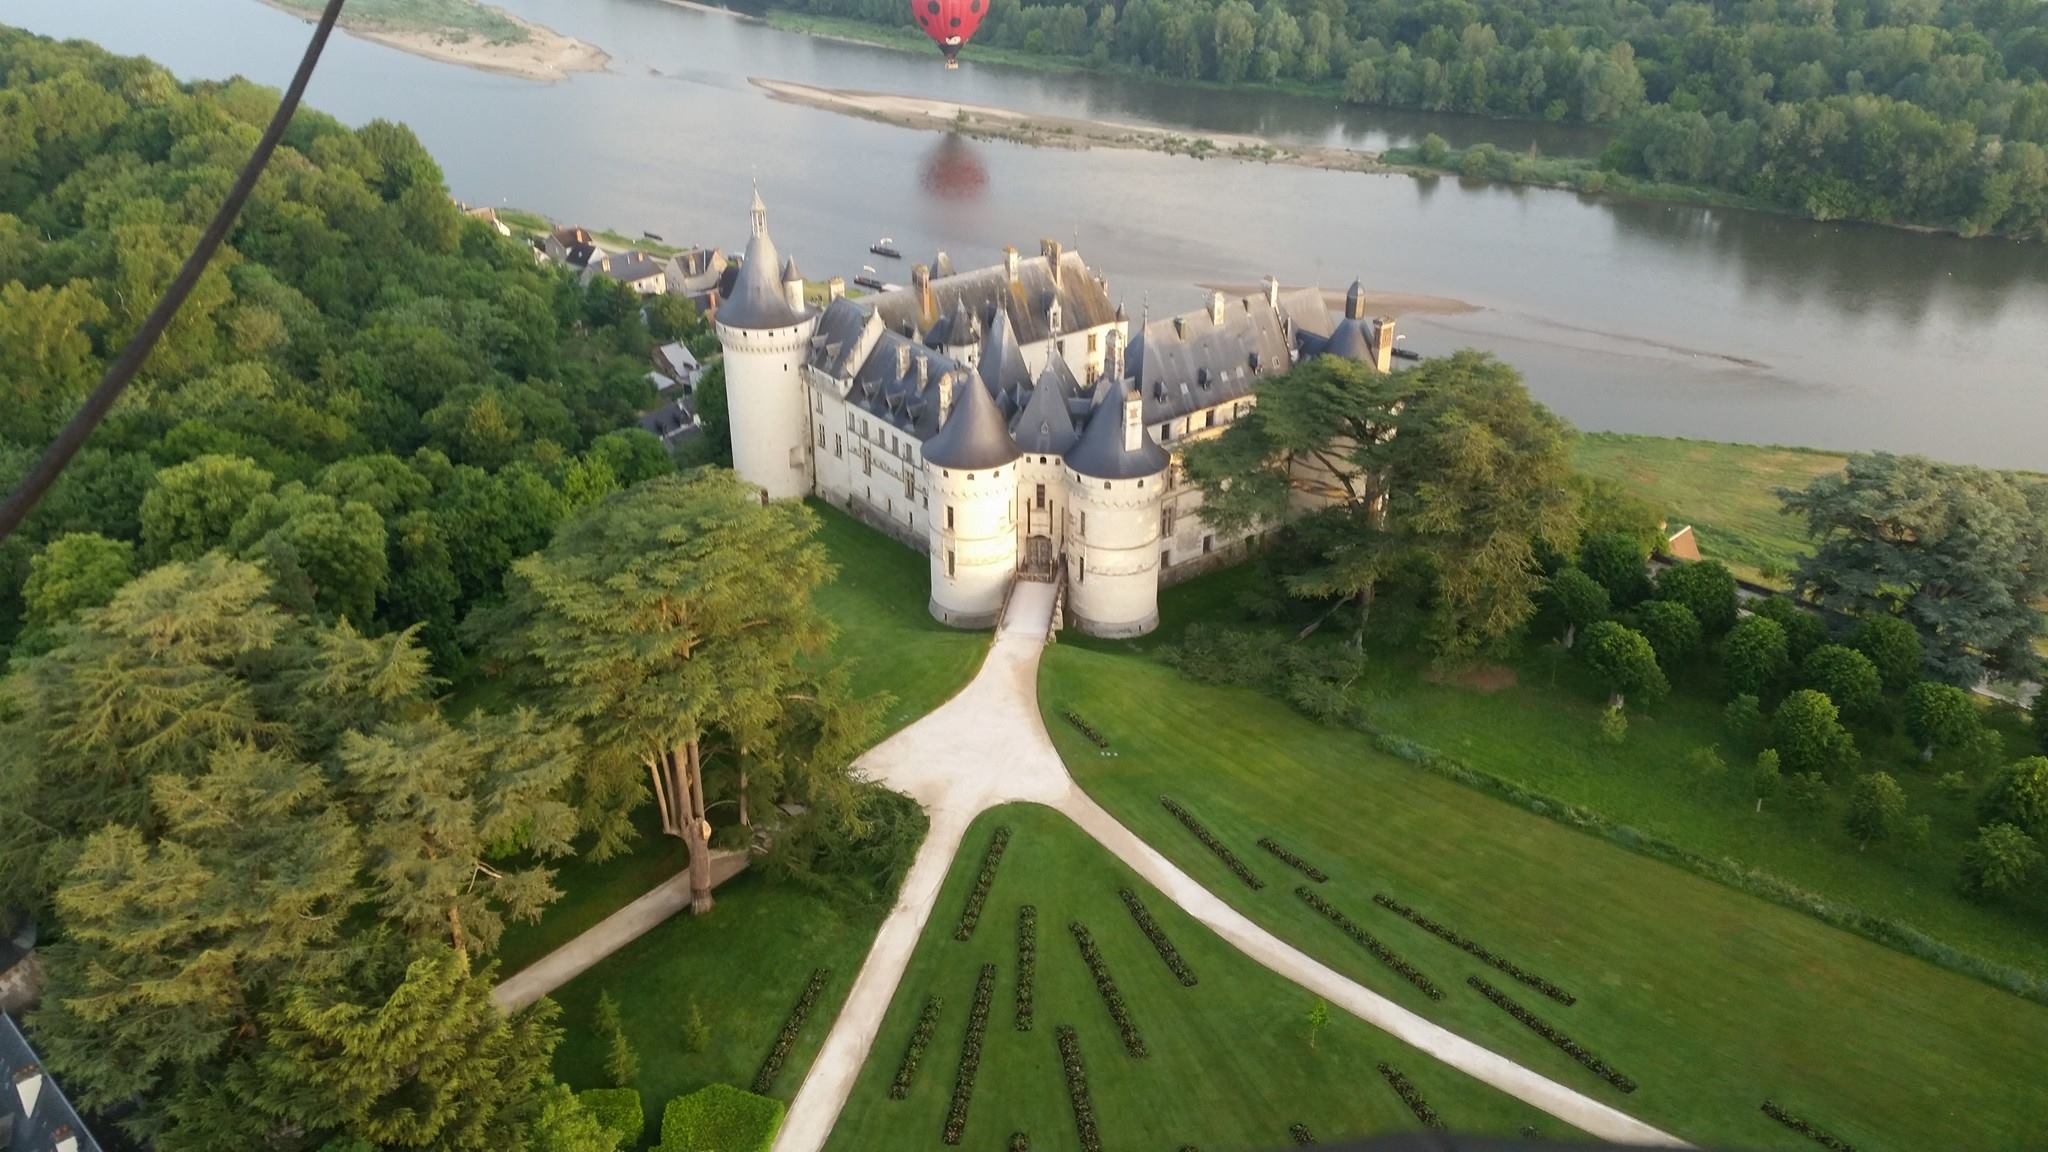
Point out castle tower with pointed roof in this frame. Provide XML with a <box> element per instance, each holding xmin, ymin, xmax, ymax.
<box><xmin>715</xmin><ymin>187</ymin><xmax>819</xmax><ymax>501</ymax></box>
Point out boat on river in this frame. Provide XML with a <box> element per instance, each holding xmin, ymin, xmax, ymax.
<box><xmin>869</xmin><ymin>236</ymin><xmax>901</xmax><ymax>258</ymax></box>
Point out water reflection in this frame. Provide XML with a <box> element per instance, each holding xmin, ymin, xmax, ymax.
<box><xmin>919</xmin><ymin>133</ymin><xmax>987</xmax><ymax>201</ymax></box>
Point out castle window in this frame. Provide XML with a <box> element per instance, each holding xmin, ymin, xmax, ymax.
<box><xmin>1076</xmin><ymin>556</ymin><xmax>1084</xmax><ymax>583</ymax></box>
<box><xmin>1080</xmin><ymin>510</ymin><xmax>1087</xmax><ymax>535</ymax></box>
<box><xmin>1206</xmin><ymin>410</ymin><xmax>1217</xmax><ymax>428</ymax></box>
<box><xmin>1035</xmin><ymin>483</ymin><xmax>1045</xmax><ymax>509</ymax></box>
<box><xmin>947</xmin><ymin>505</ymin><xmax>955</xmax><ymax>529</ymax></box>
<box><xmin>816</xmin><ymin>423</ymin><xmax>824</xmax><ymax>447</ymax></box>
<box><xmin>1138</xmin><ymin>479</ymin><xmax>1145</xmax><ymax>488</ymax></box>
<box><xmin>1162</xmin><ymin>549</ymin><xmax>1171</xmax><ymax>569</ymax></box>
<box><xmin>834</xmin><ymin>434</ymin><xmax>843</xmax><ymax>458</ymax></box>
<box><xmin>1161</xmin><ymin>506</ymin><xmax>1175</xmax><ymax>536</ymax></box>
<box><xmin>1161</xmin><ymin>423</ymin><xmax>1173</xmax><ymax>441</ymax></box>
<box><xmin>1088</xmin><ymin>332</ymin><xmax>1099</xmax><ymax>353</ymax></box>
<box><xmin>947</xmin><ymin>549</ymin><xmax>955</xmax><ymax>577</ymax></box>
<box><xmin>1203</xmin><ymin>534</ymin><xmax>1214</xmax><ymax>554</ymax></box>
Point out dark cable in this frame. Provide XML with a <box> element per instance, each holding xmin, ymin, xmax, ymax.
<box><xmin>0</xmin><ymin>0</ymin><xmax>349</xmax><ymax>543</ymax></box>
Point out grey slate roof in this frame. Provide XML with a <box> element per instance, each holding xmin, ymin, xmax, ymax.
<box><xmin>588</xmin><ymin>250</ymin><xmax>666</xmax><ymax>285</ymax></box>
<box><xmin>808</xmin><ymin>297</ymin><xmax>881</xmax><ymax>381</ymax></box>
<box><xmin>843</xmin><ymin>332</ymin><xmax>967</xmax><ymax>441</ymax></box>
<box><xmin>921</xmin><ymin>360</ymin><xmax>1021</xmax><ymax>471</ymax></box>
<box><xmin>1068</xmin><ymin>382</ymin><xmax>1169</xmax><ymax>480</ymax></box>
<box><xmin>718</xmin><ymin>232</ymin><xmax>804</xmax><ymax>330</ymax></box>
<box><xmin>1011</xmin><ymin>356</ymin><xmax>1080</xmax><ymax>456</ymax></box>
<box><xmin>2</xmin><ymin>1013</ymin><xmax>102</xmax><ymax>1152</ymax></box>
<box><xmin>870</xmin><ymin>249</ymin><xmax>1115</xmax><ymax>346</ymax></box>
<box><xmin>976</xmin><ymin>309</ymin><xmax>1032</xmax><ymax>415</ymax></box>
<box><xmin>926</xmin><ymin>296</ymin><xmax>979</xmax><ymax>349</ymax></box>
<box><xmin>1124</xmin><ymin>287</ymin><xmax>1333</xmax><ymax>425</ymax></box>
<box><xmin>1319</xmin><ymin>316</ymin><xmax>1375</xmax><ymax>362</ymax></box>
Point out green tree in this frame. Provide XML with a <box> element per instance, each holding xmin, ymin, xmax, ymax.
<box><xmin>1751</xmin><ymin>596</ymin><xmax>1828</xmax><ymax>664</ymax></box>
<box><xmin>1626</xmin><ymin>599</ymin><xmax>1702</xmax><ymax>667</ymax></box>
<box><xmin>1725</xmin><ymin>693</ymin><xmax>1765</xmax><ymax>751</ymax></box>
<box><xmin>19</xmin><ymin>531</ymin><xmax>133</xmax><ymax>643</ymax></box>
<box><xmin>0</xmin><ymin>279</ymin><xmax>109</xmax><ymax>444</ymax></box>
<box><xmin>533</xmin><ymin>1083</ymin><xmax>624</xmax><ymax>1152</ymax></box>
<box><xmin>1579</xmin><ymin>620</ymin><xmax>1668</xmax><ymax>709</ymax></box>
<box><xmin>140</xmin><ymin>453</ymin><xmax>276</xmax><ymax>562</ymax></box>
<box><xmin>1784</xmin><ymin>770</ymin><xmax>1829</xmax><ymax>823</ymax></box>
<box><xmin>1772</xmin><ymin>689</ymin><xmax>1858</xmax><ymax>779</ymax></box>
<box><xmin>1213</xmin><ymin>0</ymin><xmax>1258</xmax><ymax>83</ymax></box>
<box><xmin>1904</xmin><ymin>681</ymin><xmax>1980</xmax><ymax>762</ymax></box>
<box><xmin>1579</xmin><ymin>530</ymin><xmax>1652</xmax><ymax>607</ymax></box>
<box><xmin>1419</xmin><ymin>132</ymin><xmax>1450</xmax><ymax>164</ymax></box>
<box><xmin>688</xmin><ymin>360</ymin><xmax>732</xmax><ymax>468</ymax></box>
<box><xmin>685</xmin><ymin>999</ymin><xmax>711</xmax><ymax>1053</ymax></box>
<box><xmin>1800</xmin><ymin>644</ymin><xmax>1884</xmax><ymax>721</ymax></box>
<box><xmin>595</xmin><ymin>991</ymin><xmax>639</xmax><ymax>1087</ymax></box>
<box><xmin>1845</xmin><ymin>770</ymin><xmax>1908</xmax><ymax>848</ymax></box>
<box><xmin>2034</xmin><ymin>690</ymin><xmax>2048</xmax><ymax>755</ymax></box>
<box><xmin>1978</xmin><ymin>756</ymin><xmax>2048</xmax><ymax>837</ymax></box>
<box><xmin>1751</xmin><ymin>748</ymin><xmax>1781</xmax><ymax>813</ymax></box>
<box><xmin>1723</xmin><ymin>615</ymin><xmax>1791</xmax><ymax>698</ymax></box>
<box><xmin>1546</xmin><ymin>566</ymin><xmax>1608</xmax><ymax>648</ymax></box>
<box><xmin>1655</xmin><ymin>558</ymin><xmax>1739</xmax><ymax>635</ymax></box>
<box><xmin>1850</xmin><ymin>614</ymin><xmax>1924</xmax><ymax>693</ymax></box>
<box><xmin>1597</xmin><ymin>705</ymin><xmax>1629</xmax><ymax>745</ymax></box>
<box><xmin>1306</xmin><ymin>998</ymin><xmax>1330</xmax><ymax>1050</ymax></box>
<box><xmin>1957</xmin><ymin>822</ymin><xmax>2042</xmax><ymax>901</ymax></box>
<box><xmin>228</xmin><ymin>483</ymin><xmax>390</xmax><ymax>624</ymax></box>
<box><xmin>1782</xmin><ymin>454</ymin><xmax>2047</xmax><ymax>685</ymax></box>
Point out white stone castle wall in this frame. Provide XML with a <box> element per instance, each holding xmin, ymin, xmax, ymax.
<box><xmin>928</xmin><ymin>461</ymin><xmax>1020</xmax><ymax>628</ymax></box>
<box><xmin>717</xmin><ymin>316</ymin><xmax>819</xmax><ymax>501</ymax></box>
<box><xmin>809</xmin><ymin>377</ymin><xmax>928</xmax><ymax>541</ymax></box>
<box><xmin>1066</xmin><ymin>466</ymin><xmax>1165</xmax><ymax>638</ymax></box>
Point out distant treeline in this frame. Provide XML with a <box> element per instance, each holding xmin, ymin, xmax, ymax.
<box><xmin>781</xmin><ymin>0</ymin><xmax>2048</xmax><ymax>235</ymax></box>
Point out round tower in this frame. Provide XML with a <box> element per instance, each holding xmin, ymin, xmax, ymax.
<box><xmin>923</xmin><ymin>371</ymin><xmax>1022</xmax><ymax>629</ymax></box>
<box><xmin>1065</xmin><ymin>377</ymin><xmax>1168</xmax><ymax>638</ymax></box>
<box><xmin>714</xmin><ymin>187</ymin><xmax>818</xmax><ymax>501</ymax></box>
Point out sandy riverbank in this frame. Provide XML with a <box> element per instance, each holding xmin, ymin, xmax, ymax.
<box><xmin>752</xmin><ymin>77</ymin><xmax>1387</xmax><ymax>173</ymax></box>
<box><xmin>254</xmin><ymin>0</ymin><xmax>609</xmax><ymax>82</ymax></box>
<box><xmin>1206</xmin><ymin>283</ymin><xmax>1480</xmax><ymax>317</ymax></box>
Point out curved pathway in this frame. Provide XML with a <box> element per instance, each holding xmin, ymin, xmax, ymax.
<box><xmin>772</xmin><ymin>581</ymin><xmax>1685</xmax><ymax>1151</ymax></box>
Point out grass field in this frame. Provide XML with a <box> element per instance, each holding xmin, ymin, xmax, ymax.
<box><xmin>823</xmin><ymin>804</ymin><xmax>1574</xmax><ymax>1152</ymax></box>
<box><xmin>1571</xmin><ymin>432</ymin><xmax>1845</xmax><ymax>585</ymax></box>
<box><xmin>543</xmin><ymin>870</ymin><xmax>885</xmax><ymax>1147</ymax></box>
<box><xmin>1039</xmin><ymin>644</ymin><xmax>2048</xmax><ymax>1152</ymax></box>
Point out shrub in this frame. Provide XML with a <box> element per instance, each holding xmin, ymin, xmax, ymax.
<box><xmin>1015</xmin><ymin>905</ymin><xmax>1037</xmax><ymax>1031</ymax></box>
<box><xmin>1725</xmin><ymin>693</ymin><xmax>1765</xmax><ymax>751</ymax></box>
<box><xmin>941</xmin><ymin>965</ymin><xmax>997</xmax><ymax>1143</ymax></box>
<box><xmin>659</xmin><ymin>1084</ymin><xmax>785</xmax><ymax>1152</ymax></box>
<box><xmin>595</xmin><ymin>991</ymin><xmax>638</xmax><ymax>1088</ymax></box>
<box><xmin>1724</xmin><ymin>615</ymin><xmax>1791</xmax><ymax>697</ymax></box>
<box><xmin>1597</xmin><ymin>705</ymin><xmax>1629</xmax><ymax>745</ymax></box>
<box><xmin>1978</xmin><ymin>756</ymin><xmax>2048</xmax><ymax>836</ymax></box>
<box><xmin>1372</xmin><ymin>894</ymin><xmax>1575</xmax><ymax>1005</ymax></box>
<box><xmin>1752</xmin><ymin>749</ymin><xmax>1782</xmax><ymax>813</ymax></box>
<box><xmin>577</xmin><ymin>1088</ymin><xmax>643</xmax><ymax>1151</ymax></box>
<box><xmin>1376</xmin><ymin>1063</ymin><xmax>1445</xmax><ymax>1129</ymax></box>
<box><xmin>1467</xmin><ymin>977</ymin><xmax>1636</xmax><ymax>1093</ymax></box>
<box><xmin>1656</xmin><ymin>558</ymin><xmax>1738</xmax><ymax>635</ymax></box>
<box><xmin>1294</xmin><ymin>888</ymin><xmax>1442</xmax><ymax>1000</ymax></box>
<box><xmin>1419</xmin><ymin>132</ymin><xmax>1449</xmax><ymax>164</ymax></box>
<box><xmin>1159</xmin><ymin>795</ymin><xmax>1265</xmax><ymax>889</ymax></box>
<box><xmin>1070</xmin><ymin>921</ymin><xmax>1148</xmax><ymax>1056</ymax></box>
<box><xmin>1290</xmin><ymin>1122</ymin><xmax>1319</xmax><ymax>1144</ymax></box>
<box><xmin>1119</xmin><ymin>888</ymin><xmax>1197</xmax><ymax>987</ymax></box>
<box><xmin>1258</xmin><ymin>837</ymin><xmax>1329</xmax><ymax>882</ymax></box>
<box><xmin>1459</xmin><ymin>143</ymin><xmax>1496</xmax><ymax>178</ymax></box>
<box><xmin>1008</xmin><ymin>1134</ymin><xmax>1029</xmax><ymax>1152</ymax></box>
<box><xmin>1801</xmin><ymin>645</ymin><xmax>1883</xmax><ymax>720</ymax></box>
<box><xmin>751</xmin><ymin>967</ymin><xmax>831</xmax><ymax>1094</ymax></box>
<box><xmin>954</xmin><ymin>826</ymin><xmax>1012</xmax><ymax>940</ymax></box>
<box><xmin>1958</xmin><ymin>821</ymin><xmax>2043</xmax><ymax>901</ymax></box>
<box><xmin>1844</xmin><ymin>771</ymin><xmax>1907</xmax><ymax>849</ymax></box>
<box><xmin>684</xmin><ymin>998</ymin><xmax>710</xmax><ymax>1053</ymax></box>
<box><xmin>889</xmin><ymin>995</ymin><xmax>944</xmax><ymax>1100</ymax></box>
<box><xmin>1063</xmin><ymin>710</ymin><xmax>1108</xmax><ymax>748</ymax></box>
<box><xmin>1760</xmin><ymin>1100</ymin><xmax>1857</xmax><ymax>1152</ymax></box>
<box><xmin>1055</xmin><ymin>1026</ymin><xmax>1101</xmax><ymax>1152</ymax></box>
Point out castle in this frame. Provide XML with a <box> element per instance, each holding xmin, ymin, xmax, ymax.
<box><xmin>714</xmin><ymin>190</ymin><xmax>1397</xmax><ymax>638</ymax></box>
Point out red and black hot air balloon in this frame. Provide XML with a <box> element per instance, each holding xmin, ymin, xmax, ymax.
<box><xmin>910</xmin><ymin>0</ymin><xmax>986</xmax><ymax>67</ymax></box>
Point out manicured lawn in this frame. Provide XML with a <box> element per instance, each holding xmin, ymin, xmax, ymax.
<box><xmin>496</xmin><ymin>804</ymin><xmax>691</xmax><ymax>973</ymax></box>
<box><xmin>1039</xmin><ymin>645</ymin><xmax>2048</xmax><ymax>1152</ymax></box>
<box><xmin>823</xmin><ymin>804</ymin><xmax>1572</xmax><ymax>1152</ymax></box>
<box><xmin>545</xmin><ymin>870</ymin><xmax>886</xmax><ymax>1148</ymax></box>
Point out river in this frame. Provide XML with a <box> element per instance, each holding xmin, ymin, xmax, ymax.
<box><xmin>4</xmin><ymin>0</ymin><xmax>2046</xmax><ymax>468</ymax></box>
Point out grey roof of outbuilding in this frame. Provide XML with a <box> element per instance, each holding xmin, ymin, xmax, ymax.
<box><xmin>1067</xmin><ymin>382</ymin><xmax>1169</xmax><ymax>480</ymax></box>
<box><xmin>590</xmin><ymin>250</ymin><xmax>666</xmax><ymax>284</ymax></box>
<box><xmin>1011</xmin><ymin>356</ymin><xmax>1081</xmax><ymax>456</ymax></box>
<box><xmin>870</xmin><ymin>250</ymin><xmax>1116</xmax><ymax>346</ymax></box>
<box><xmin>921</xmin><ymin>358</ymin><xmax>1021</xmax><ymax>471</ymax></box>
<box><xmin>2</xmin><ymin>1013</ymin><xmax>103</xmax><ymax>1152</ymax></box>
<box><xmin>718</xmin><ymin>229</ymin><xmax>805</xmax><ymax>330</ymax></box>
<box><xmin>1124</xmin><ymin>287</ymin><xmax>1333</xmax><ymax>425</ymax></box>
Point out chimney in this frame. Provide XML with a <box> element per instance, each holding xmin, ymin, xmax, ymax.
<box><xmin>915</xmin><ymin>355</ymin><xmax>929</xmax><ymax>393</ymax></box>
<box><xmin>1210</xmin><ymin>291</ymin><xmax>1226</xmax><ymax>326</ymax></box>
<box><xmin>15</xmin><ymin>1063</ymin><xmax>44</xmax><ymax>1118</ymax></box>
<box><xmin>911</xmin><ymin>264</ymin><xmax>934</xmax><ymax>320</ymax></box>
<box><xmin>53</xmin><ymin>1125</ymin><xmax>78</xmax><ymax>1152</ymax></box>
<box><xmin>895</xmin><ymin>343</ymin><xmax>913</xmax><ymax>377</ymax></box>
<box><xmin>1003</xmin><ymin>245</ymin><xmax>1020</xmax><ymax>283</ymax></box>
<box><xmin>1172</xmin><ymin>316</ymin><xmax>1186</xmax><ymax>339</ymax></box>
<box><xmin>937</xmin><ymin>369</ymin><xmax>955</xmax><ymax>425</ymax></box>
<box><xmin>1040</xmin><ymin>238</ymin><xmax>1062</xmax><ymax>286</ymax></box>
<box><xmin>1104</xmin><ymin>327</ymin><xmax>1124</xmax><ymax>383</ymax></box>
<box><xmin>1121</xmin><ymin>382</ymin><xmax>1144</xmax><ymax>454</ymax></box>
<box><xmin>1264</xmin><ymin>275</ymin><xmax>1280</xmax><ymax>309</ymax></box>
<box><xmin>1374</xmin><ymin>317</ymin><xmax>1396</xmax><ymax>373</ymax></box>
<box><xmin>827</xmin><ymin>276</ymin><xmax>845</xmax><ymax>301</ymax></box>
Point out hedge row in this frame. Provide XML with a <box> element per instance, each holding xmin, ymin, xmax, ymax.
<box><xmin>1064</xmin><ymin>710</ymin><xmax>1109</xmax><ymax>748</ymax></box>
<box><xmin>1015</xmin><ymin>905</ymin><xmax>1037</xmax><ymax>1032</ymax></box>
<box><xmin>659</xmin><ymin>1084</ymin><xmax>784</xmax><ymax>1152</ymax></box>
<box><xmin>1373</xmin><ymin>893</ymin><xmax>1577</xmax><ymax>1007</ymax></box>
<box><xmin>751</xmin><ymin>967</ymin><xmax>830</xmax><ymax>1094</ymax></box>
<box><xmin>1762</xmin><ymin>1101</ymin><xmax>1857</xmax><ymax>1151</ymax></box>
<box><xmin>1466</xmin><ymin>977</ymin><xmax>1636</xmax><ymax>1093</ymax></box>
<box><xmin>1055</xmin><ymin>1026</ymin><xmax>1101</xmax><ymax>1152</ymax></box>
<box><xmin>1069</xmin><ymin>921</ymin><xmax>1148</xmax><ymax>1057</ymax></box>
<box><xmin>955</xmin><ymin>826</ymin><xmax>1013</xmax><ymax>941</ymax></box>
<box><xmin>941</xmin><ymin>964</ymin><xmax>998</xmax><ymax>1145</ymax></box>
<box><xmin>1008</xmin><ymin>1134</ymin><xmax>1030</xmax><ymax>1152</ymax></box>
<box><xmin>1375</xmin><ymin>1063</ymin><xmax>1444</xmax><ymax>1130</ymax></box>
<box><xmin>889</xmin><ymin>995</ymin><xmax>944</xmax><ymax>1100</ymax></box>
<box><xmin>1118</xmin><ymin>888</ymin><xmax>1197</xmax><ymax>987</ymax></box>
<box><xmin>1258</xmin><ymin>837</ymin><xmax>1328</xmax><ymax>882</ymax></box>
<box><xmin>1290</xmin><ymin>1123</ymin><xmax>1318</xmax><ymax>1144</ymax></box>
<box><xmin>1159</xmin><ymin>795</ymin><xmax>1265</xmax><ymax>890</ymax></box>
<box><xmin>1293</xmin><ymin>887</ymin><xmax>1443</xmax><ymax>1001</ymax></box>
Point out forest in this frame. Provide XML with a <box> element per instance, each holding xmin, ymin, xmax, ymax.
<box><xmin>780</xmin><ymin>0</ymin><xmax>2048</xmax><ymax>235</ymax></box>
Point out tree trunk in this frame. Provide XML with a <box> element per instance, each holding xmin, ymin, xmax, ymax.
<box><xmin>1562</xmin><ymin>622</ymin><xmax>1576</xmax><ymax>649</ymax></box>
<box><xmin>447</xmin><ymin>904</ymin><xmax>467</xmax><ymax>955</ymax></box>
<box><xmin>1350</xmin><ymin>583</ymin><xmax>1375</xmax><ymax>652</ymax></box>
<box><xmin>1609</xmin><ymin>691</ymin><xmax>1624</xmax><ymax>710</ymax></box>
<box><xmin>1921</xmin><ymin>742</ymin><xmax>1935</xmax><ymax>763</ymax></box>
<box><xmin>683</xmin><ymin>740</ymin><xmax>715</xmax><ymax>915</ymax></box>
<box><xmin>1755</xmin><ymin>796</ymin><xmax>1764</xmax><ymax>814</ymax></box>
<box><xmin>738</xmin><ymin>763</ymin><xmax>751</xmax><ymax>828</ymax></box>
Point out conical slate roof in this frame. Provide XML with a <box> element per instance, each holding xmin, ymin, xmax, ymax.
<box><xmin>1068</xmin><ymin>381</ymin><xmax>1168</xmax><ymax>480</ymax></box>
<box><xmin>781</xmin><ymin>255</ymin><xmax>802</xmax><ymax>282</ymax></box>
<box><xmin>1321</xmin><ymin>316</ymin><xmax>1375</xmax><ymax>363</ymax></box>
<box><xmin>718</xmin><ymin>192</ymin><xmax>804</xmax><ymax>331</ymax></box>
<box><xmin>922</xmin><ymin>365</ymin><xmax>1021</xmax><ymax>471</ymax></box>
<box><xmin>1011</xmin><ymin>356</ymin><xmax>1080</xmax><ymax>456</ymax></box>
<box><xmin>977</xmin><ymin>308</ymin><xmax>1032</xmax><ymax>401</ymax></box>
<box><xmin>929</xmin><ymin>296</ymin><xmax>979</xmax><ymax>348</ymax></box>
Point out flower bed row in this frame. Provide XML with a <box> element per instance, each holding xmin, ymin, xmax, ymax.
<box><xmin>1257</xmin><ymin>837</ymin><xmax>1328</xmax><ymax>882</ymax></box>
<box><xmin>1466</xmin><ymin>977</ymin><xmax>1636</xmax><ymax>1093</ymax></box>
<box><xmin>1055</xmin><ymin>1026</ymin><xmax>1101</xmax><ymax>1152</ymax></box>
<box><xmin>1372</xmin><ymin>893</ymin><xmax>1576</xmax><ymax>1006</ymax></box>
<box><xmin>1069</xmin><ymin>921</ymin><xmax>1148</xmax><ymax>1057</ymax></box>
<box><xmin>1015</xmin><ymin>904</ymin><xmax>1037</xmax><ymax>1032</ymax></box>
<box><xmin>751</xmin><ymin>966</ymin><xmax>830</xmax><ymax>1094</ymax></box>
<box><xmin>1063</xmin><ymin>709</ymin><xmax>1109</xmax><ymax>747</ymax></box>
<box><xmin>888</xmin><ymin>995</ymin><xmax>943</xmax><ymax>1100</ymax></box>
<box><xmin>941</xmin><ymin>963</ymin><xmax>998</xmax><ymax>1144</ymax></box>
<box><xmin>1159</xmin><ymin>795</ymin><xmax>1264</xmax><ymax>890</ymax></box>
<box><xmin>954</xmin><ymin>825</ymin><xmax>1012</xmax><ymax>941</ymax></box>
<box><xmin>1762</xmin><ymin>1101</ymin><xmax>1857</xmax><ymax>1151</ymax></box>
<box><xmin>1293</xmin><ymin>888</ymin><xmax>1443</xmax><ymax>1001</ymax></box>
<box><xmin>1376</xmin><ymin>1063</ymin><xmax>1444</xmax><ymax>1129</ymax></box>
<box><xmin>1118</xmin><ymin>888</ymin><xmax>1197</xmax><ymax>987</ymax></box>
<box><xmin>1289</xmin><ymin>1123</ymin><xmax>1317</xmax><ymax>1144</ymax></box>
